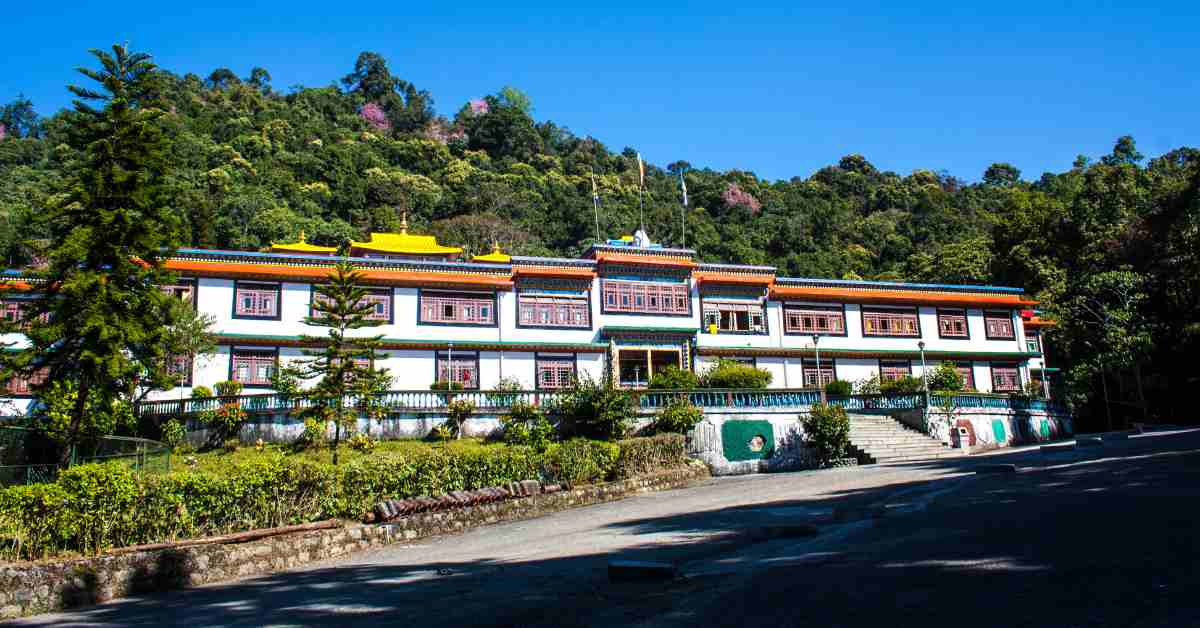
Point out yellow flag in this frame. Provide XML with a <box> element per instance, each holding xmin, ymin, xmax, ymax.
<box><xmin>637</xmin><ymin>153</ymin><xmax>645</xmax><ymax>189</ymax></box>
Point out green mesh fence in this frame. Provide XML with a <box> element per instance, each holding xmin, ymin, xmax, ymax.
<box><xmin>0</xmin><ymin>425</ymin><xmax>170</xmax><ymax>487</ymax></box>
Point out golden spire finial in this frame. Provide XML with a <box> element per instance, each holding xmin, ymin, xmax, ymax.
<box><xmin>298</xmin><ymin>230</ymin><xmax>306</xmax><ymax>243</ymax></box>
<box><xmin>491</xmin><ymin>238</ymin><xmax>501</xmax><ymax>254</ymax></box>
<box><xmin>399</xmin><ymin>211</ymin><xmax>408</xmax><ymax>234</ymax></box>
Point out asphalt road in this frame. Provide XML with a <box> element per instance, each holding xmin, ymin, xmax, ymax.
<box><xmin>9</xmin><ymin>428</ymin><xmax>1200</xmax><ymax>628</ymax></box>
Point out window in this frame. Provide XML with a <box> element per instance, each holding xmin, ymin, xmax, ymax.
<box><xmin>862</xmin><ymin>308</ymin><xmax>920</xmax><ymax>337</ymax></box>
<box><xmin>937</xmin><ymin>309</ymin><xmax>969</xmax><ymax>339</ymax></box>
<box><xmin>801</xmin><ymin>359</ymin><xmax>835</xmax><ymax>388</ymax></box>
<box><xmin>518</xmin><ymin>295</ymin><xmax>590</xmax><ymax>328</ymax></box>
<box><xmin>167</xmin><ymin>354</ymin><xmax>192</xmax><ymax>386</ymax></box>
<box><xmin>420</xmin><ymin>291</ymin><xmax>494</xmax><ymax>325</ymax></box>
<box><xmin>161</xmin><ymin>280</ymin><xmax>195</xmax><ymax>305</ymax></box>
<box><xmin>601</xmin><ymin>279</ymin><xmax>689</xmax><ymax>315</ymax></box>
<box><xmin>1025</xmin><ymin>331</ymin><xmax>1041</xmax><ymax>353</ymax></box>
<box><xmin>984</xmin><ymin>310</ymin><xmax>1016</xmax><ymax>340</ymax></box>
<box><xmin>783</xmin><ymin>305</ymin><xmax>846</xmax><ymax>335</ymax></box>
<box><xmin>954</xmin><ymin>362</ymin><xmax>975</xmax><ymax>390</ymax></box>
<box><xmin>702</xmin><ymin>301</ymin><xmax>766</xmax><ymax>334</ymax></box>
<box><xmin>536</xmin><ymin>357</ymin><xmax>576</xmax><ymax>389</ymax></box>
<box><xmin>436</xmin><ymin>352</ymin><xmax>478</xmax><ymax>389</ymax></box>
<box><xmin>1</xmin><ymin>300</ymin><xmax>25</xmax><ymax>323</ymax></box>
<box><xmin>4</xmin><ymin>368</ymin><xmax>48</xmax><ymax>396</ymax></box>
<box><xmin>231</xmin><ymin>349</ymin><xmax>277</xmax><ymax>386</ymax></box>
<box><xmin>991</xmin><ymin>363</ymin><xmax>1021</xmax><ymax>392</ymax></box>
<box><xmin>234</xmin><ymin>282</ymin><xmax>280</xmax><ymax>319</ymax></box>
<box><xmin>312</xmin><ymin>288</ymin><xmax>392</xmax><ymax>322</ymax></box>
<box><xmin>879</xmin><ymin>360</ymin><xmax>912</xmax><ymax>382</ymax></box>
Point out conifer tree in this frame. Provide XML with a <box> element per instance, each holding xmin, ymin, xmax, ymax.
<box><xmin>4</xmin><ymin>44</ymin><xmax>181</xmax><ymax>463</ymax></box>
<box><xmin>298</xmin><ymin>261</ymin><xmax>389</xmax><ymax>464</ymax></box>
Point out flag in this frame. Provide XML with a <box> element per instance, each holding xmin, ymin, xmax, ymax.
<box><xmin>590</xmin><ymin>171</ymin><xmax>599</xmax><ymax>205</ymax></box>
<box><xmin>637</xmin><ymin>153</ymin><xmax>645</xmax><ymax>189</ymax></box>
<box><xmin>679</xmin><ymin>171</ymin><xmax>688</xmax><ymax>207</ymax></box>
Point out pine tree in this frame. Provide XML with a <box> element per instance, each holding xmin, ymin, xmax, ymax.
<box><xmin>7</xmin><ymin>44</ymin><xmax>182</xmax><ymax>463</ymax></box>
<box><xmin>297</xmin><ymin>261</ymin><xmax>390</xmax><ymax>464</ymax></box>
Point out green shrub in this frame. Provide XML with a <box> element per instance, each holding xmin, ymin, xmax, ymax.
<box><xmin>926</xmin><ymin>362</ymin><xmax>964</xmax><ymax>393</ymax></box>
<box><xmin>161</xmin><ymin>419</ymin><xmax>187</xmax><ymax>449</ymax></box>
<box><xmin>191</xmin><ymin>385</ymin><xmax>214</xmax><ymax>399</ymax></box>
<box><xmin>486</xmin><ymin>377</ymin><xmax>523</xmax><ymax>405</ymax></box>
<box><xmin>430</xmin><ymin>425</ymin><xmax>454</xmax><ymax>442</ymax></box>
<box><xmin>700</xmin><ymin>359</ymin><xmax>772</xmax><ymax>389</ymax></box>
<box><xmin>348</xmin><ymin>433</ymin><xmax>377</xmax><ymax>452</ymax></box>
<box><xmin>56</xmin><ymin>462</ymin><xmax>141</xmax><ymax>555</ymax></box>
<box><xmin>615</xmin><ymin>434</ymin><xmax>687</xmax><ymax>478</ymax></box>
<box><xmin>879</xmin><ymin>375</ymin><xmax>924</xmax><ymax>395</ymax></box>
<box><xmin>802</xmin><ymin>403</ymin><xmax>851</xmax><ymax>466</ymax></box>
<box><xmin>429</xmin><ymin>381</ymin><xmax>465</xmax><ymax>391</ymax></box>
<box><xmin>213</xmin><ymin>381</ymin><xmax>243</xmax><ymax>398</ymax></box>
<box><xmin>854</xmin><ymin>375</ymin><xmax>881</xmax><ymax>395</ymax></box>
<box><xmin>295</xmin><ymin>417</ymin><xmax>326</xmax><ymax>450</ymax></box>
<box><xmin>549</xmin><ymin>376</ymin><xmax>634</xmax><ymax>441</ymax></box>
<box><xmin>543</xmin><ymin>439</ymin><xmax>619</xmax><ymax>486</ymax></box>
<box><xmin>445</xmin><ymin>399</ymin><xmax>476</xmax><ymax>439</ymax></box>
<box><xmin>653</xmin><ymin>400</ymin><xmax>703</xmax><ymax>435</ymax></box>
<box><xmin>0</xmin><ymin>482</ymin><xmax>73</xmax><ymax>560</ymax></box>
<box><xmin>824</xmin><ymin>379</ymin><xmax>853</xmax><ymax>396</ymax></box>
<box><xmin>648</xmin><ymin>366</ymin><xmax>700</xmax><ymax>390</ymax></box>
<box><xmin>501</xmin><ymin>402</ymin><xmax>554</xmax><ymax>452</ymax></box>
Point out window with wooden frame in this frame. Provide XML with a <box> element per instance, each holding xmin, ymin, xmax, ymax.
<box><xmin>3</xmin><ymin>368</ymin><xmax>48</xmax><ymax>396</ymax></box>
<box><xmin>518</xmin><ymin>294</ymin><xmax>590</xmax><ymax>328</ymax></box>
<box><xmin>312</xmin><ymin>288</ymin><xmax>392</xmax><ymax>322</ymax></box>
<box><xmin>1024</xmin><ymin>331</ymin><xmax>1041</xmax><ymax>353</ymax></box>
<box><xmin>954</xmin><ymin>361</ymin><xmax>975</xmax><ymax>390</ymax></box>
<box><xmin>233</xmin><ymin>282</ymin><xmax>281</xmax><ymax>319</ymax></box>
<box><xmin>160</xmin><ymin>280</ymin><xmax>196</xmax><ymax>306</ymax></box>
<box><xmin>991</xmin><ymin>362</ymin><xmax>1021</xmax><ymax>392</ymax></box>
<box><xmin>984</xmin><ymin>310</ymin><xmax>1016</xmax><ymax>340</ymax></box>
<box><xmin>936</xmin><ymin>309</ymin><xmax>969</xmax><ymax>339</ymax></box>
<box><xmin>862</xmin><ymin>308</ymin><xmax>920</xmax><ymax>337</ymax></box>
<box><xmin>801</xmin><ymin>358</ymin><xmax>835</xmax><ymax>388</ymax></box>
<box><xmin>879</xmin><ymin>360</ymin><xmax>912</xmax><ymax>382</ymax></box>
<box><xmin>1</xmin><ymin>300</ymin><xmax>25</xmax><ymax>323</ymax></box>
<box><xmin>436</xmin><ymin>352</ymin><xmax>479</xmax><ymax>389</ymax></box>
<box><xmin>783</xmin><ymin>305</ymin><xmax>846</xmax><ymax>335</ymax></box>
<box><xmin>230</xmin><ymin>349</ymin><xmax>277</xmax><ymax>386</ymax></box>
<box><xmin>702</xmin><ymin>300</ymin><xmax>766</xmax><ymax>334</ymax></box>
<box><xmin>536</xmin><ymin>356</ymin><xmax>576</xmax><ymax>389</ymax></box>
<box><xmin>420</xmin><ymin>291</ymin><xmax>494</xmax><ymax>325</ymax></box>
<box><xmin>600</xmin><ymin>279</ymin><xmax>689</xmax><ymax>315</ymax></box>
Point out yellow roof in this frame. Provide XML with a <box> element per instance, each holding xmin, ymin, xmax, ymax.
<box><xmin>349</xmin><ymin>215</ymin><xmax>461</xmax><ymax>256</ymax></box>
<box><xmin>270</xmin><ymin>231</ymin><xmax>337</xmax><ymax>254</ymax></box>
<box><xmin>472</xmin><ymin>242</ymin><xmax>511</xmax><ymax>263</ymax></box>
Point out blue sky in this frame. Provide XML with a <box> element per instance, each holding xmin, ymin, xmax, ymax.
<box><xmin>6</xmin><ymin>2</ymin><xmax>1198</xmax><ymax>182</ymax></box>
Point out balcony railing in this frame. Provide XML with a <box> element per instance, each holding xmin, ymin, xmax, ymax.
<box><xmin>136</xmin><ymin>388</ymin><xmax>1067</xmax><ymax>417</ymax></box>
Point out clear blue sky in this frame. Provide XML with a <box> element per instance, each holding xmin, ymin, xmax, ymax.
<box><xmin>6</xmin><ymin>2</ymin><xmax>1198</xmax><ymax>182</ymax></box>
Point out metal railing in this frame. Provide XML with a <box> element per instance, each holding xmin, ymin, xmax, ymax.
<box><xmin>0</xmin><ymin>426</ymin><xmax>171</xmax><ymax>487</ymax></box>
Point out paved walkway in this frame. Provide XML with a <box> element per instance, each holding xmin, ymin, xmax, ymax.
<box><xmin>9</xmin><ymin>429</ymin><xmax>1200</xmax><ymax>627</ymax></box>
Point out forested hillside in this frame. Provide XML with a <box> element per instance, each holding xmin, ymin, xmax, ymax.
<box><xmin>1</xmin><ymin>50</ymin><xmax>1197</xmax><ymax>425</ymax></box>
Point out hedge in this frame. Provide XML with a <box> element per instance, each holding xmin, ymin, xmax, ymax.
<box><xmin>0</xmin><ymin>436</ymin><xmax>688</xmax><ymax>561</ymax></box>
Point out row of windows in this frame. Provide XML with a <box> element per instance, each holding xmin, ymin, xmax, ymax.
<box><xmin>787</xmin><ymin>307</ymin><xmax>1018</xmax><ymax>341</ymax></box>
<box><xmin>789</xmin><ymin>359</ymin><xmax>1021</xmax><ymax>392</ymax></box>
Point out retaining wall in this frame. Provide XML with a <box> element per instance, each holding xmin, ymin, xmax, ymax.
<box><xmin>899</xmin><ymin>407</ymin><xmax>1073</xmax><ymax>449</ymax></box>
<box><xmin>687</xmin><ymin>408</ymin><xmax>822</xmax><ymax>475</ymax></box>
<box><xmin>0</xmin><ymin>464</ymin><xmax>708</xmax><ymax>620</ymax></box>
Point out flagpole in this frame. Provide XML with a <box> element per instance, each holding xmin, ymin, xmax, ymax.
<box><xmin>679</xmin><ymin>169</ymin><xmax>688</xmax><ymax>248</ymax></box>
<box><xmin>637</xmin><ymin>153</ymin><xmax>646</xmax><ymax>232</ymax></box>
<box><xmin>590</xmin><ymin>169</ymin><xmax>601</xmax><ymax>243</ymax></box>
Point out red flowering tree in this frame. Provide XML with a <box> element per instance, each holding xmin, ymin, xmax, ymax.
<box><xmin>721</xmin><ymin>182</ymin><xmax>762</xmax><ymax>213</ymax></box>
<box><xmin>469</xmin><ymin>99</ymin><xmax>489</xmax><ymax>115</ymax></box>
<box><xmin>359</xmin><ymin>102</ymin><xmax>390</xmax><ymax>131</ymax></box>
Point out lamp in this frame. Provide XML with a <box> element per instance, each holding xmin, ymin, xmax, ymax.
<box><xmin>917</xmin><ymin>340</ymin><xmax>930</xmax><ymax>409</ymax></box>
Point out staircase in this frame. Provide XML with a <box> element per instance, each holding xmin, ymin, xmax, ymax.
<box><xmin>848</xmin><ymin>414</ymin><xmax>963</xmax><ymax>463</ymax></box>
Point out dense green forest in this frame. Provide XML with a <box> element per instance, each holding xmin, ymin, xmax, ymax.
<box><xmin>1</xmin><ymin>50</ymin><xmax>1197</xmax><ymax>428</ymax></box>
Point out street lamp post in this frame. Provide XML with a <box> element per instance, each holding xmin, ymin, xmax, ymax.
<box><xmin>812</xmin><ymin>334</ymin><xmax>825</xmax><ymax>403</ymax></box>
<box><xmin>917</xmin><ymin>340</ymin><xmax>930</xmax><ymax>410</ymax></box>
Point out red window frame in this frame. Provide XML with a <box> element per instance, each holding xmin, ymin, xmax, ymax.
<box><xmin>801</xmin><ymin>359</ymin><xmax>835</xmax><ymax>388</ymax></box>
<box><xmin>862</xmin><ymin>308</ymin><xmax>920</xmax><ymax>337</ymax></box>
<box><xmin>936</xmin><ymin>309</ymin><xmax>969</xmax><ymax>339</ymax></box>
<box><xmin>991</xmin><ymin>363</ymin><xmax>1021</xmax><ymax>392</ymax></box>
<box><xmin>518</xmin><ymin>295</ymin><xmax>590</xmax><ymax>328</ymax></box>
<box><xmin>783</xmin><ymin>305</ymin><xmax>846</xmax><ymax>335</ymax></box>
<box><xmin>954</xmin><ymin>362</ymin><xmax>975</xmax><ymax>390</ymax></box>
<box><xmin>702</xmin><ymin>301</ymin><xmax>767</xmax><ymax>334</ymax></box>
<box><xmin>536</xmin><ymin>357</ymin><xmax>576</xmax><ymax>389</ymax></box>
<box><xmin>231</xmin><ymin>349</ymin><xmax>277</xmax><ymax>386</ymax></box>
<box><xmin>312</xmin><ymin>288</ymin><xmax>392</xmax><ymax>322</ymax></box>
<box><xmin>420</xmin><ymin>292</ymin><xmax>495</xmax><ymax>325</ymax></box>
<box><xmin>601</xmin><ymin>280</ymin><xmax>689</xmax><ymax>315</ymax></box>
<box><xmin>436</xmin><ymin>352</ymin><xmax>479</xmax><ymax>389</ymax></box>
<box><xmin>4</xmin><ymin>368</ymin><xmax>48</xmax><ymax>396</ymax></box>
<box><xmin>879</xmin><ymin>360</ymin><xmax>912</xmax><ymax>382</ymax></box>
<box><xmin>984</xmin><ymin>310</ymin><xmax>1016</xmax><ymax>340</ymax></box>
<box><xmin>234</xmin><ymin>282</ymin><xmax>280</xmax><ymax>319</ymax></box>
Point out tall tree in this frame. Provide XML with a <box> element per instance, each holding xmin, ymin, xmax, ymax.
<box><xmin>12</xmin><ymin>44</ymin><xmax>181</xmax><ymax>463</ymax></box>
<box><xmin>0</xmin><ymin>95</ymin><xmax>41</xmax><ymax>139</ymax></box>
<box><xmin>296</xmin><ymin>261</ymin><xmax>389</xmax><ymax>464</ymax></box>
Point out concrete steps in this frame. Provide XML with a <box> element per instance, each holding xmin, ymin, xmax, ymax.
<box><xmin>847</xmin><ymin>414</ymin><xmax>962</xmax><ymax>464</ymax></box>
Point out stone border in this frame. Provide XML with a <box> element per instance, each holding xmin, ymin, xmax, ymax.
<box><xmin>0</xmin><ymin>464</ymin><xmax>709</xmax><ymax>620</ymax></box>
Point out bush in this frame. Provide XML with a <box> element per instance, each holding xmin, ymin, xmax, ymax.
<box><xmin>191</xmin><ymin>385</ymin><xmax>214</xmax><ymax>399</ymax></box>
<box><xmin>542</xmin><ymin>439</ymin><xmax>619</xmax><ymax>486</ymax></box>
<box><xmin>429</xmin><ymin>381</ymin><xmax>465</xmax><ymax>391</ymax></box>
<box><xmin>824</xmin><ymin>379</ymin><xmax>853</xmax><ymax>396</ymax></box>
<box><xmin>879</xmin><ymin>375</ymin><xmax>924</xmax><ymax>395</ymax></box>
<box><xmin>487</xmin><ymin>377</ymin><xmax>523</xmax><ymax>405</ymax></box>
<box><xmin>549</xmin><ymin>376</ymin><xmax>634</xmax><ymax>441</ymax></box>
<box><xmin>203</xmin><ymin>401</ymin><xmax>248</xmax><ymax>442</ymax></box>
<box><xmin>160</xmin><ymin>419</ymin><xmax>186</xmax><ymax>449</ymax></box>
<box><xmin>700</xmin><ymin>359</ymin><xmax>771</xmax><ymax>389</ymax></box>
<box><xmin>653</xmin><ymin>400</ymin><xmax>703</xmax><ymax>435</ymax></box>
<box><xmin>430</xmin><ymin>425</ymin><xmax>454</xmax><ymax>442</ymax></box>
<box><xmin>445</xmin><ymin>399</ymin><xmax>476</xmax><ymax>439</ymax></box>
<box><xmin>854</xmin><ymin>375</ymin><xmax>881</xmax><ymax>395</ymax></box>
<box><xmin>295</xmin><ymin>417</ymin><xmax>326</xmax><ymax>450</ymax></box>
<box><xmin>615</xmin><ymin>434</ymin><xmax>687</xmax><ymax>478</ymax></box>
<box><xmin>348</xmin><ymin>433</ymin><xmax>377</xmax><ymax>452</ymax></box>
<box><xmin>648</xmin><ymin>366</ymin><xmax>700</xmax><ymax>390</ymax></box>
<box><xmin>501</xmin><ymin>402</ymin><xmax>554</xmax><ymax>452</ymax></box>
<box><xmin>213</xmin><ymin>381</ymin><xmax>243</xmax><ymax>398</ymax></box>
<box><xmin>802</xmin><ymin>403</ymin><xmax>851</xmax><ymax>466</ymax></box>
<box><xmin>926</xmin><ymin>362</ymin><xmax>964</xmax><ymax>393</ymax></box>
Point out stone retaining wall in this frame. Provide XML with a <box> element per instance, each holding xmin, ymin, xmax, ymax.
<box><xmin>0</xmin><ymin>464</ymin><xmax>709</xmax><ymax>620</ymax></box>
<box><xmin>900</xmin><ymin>406</ymin><xmax>1073</xmax><ymax>449</ymax></box>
